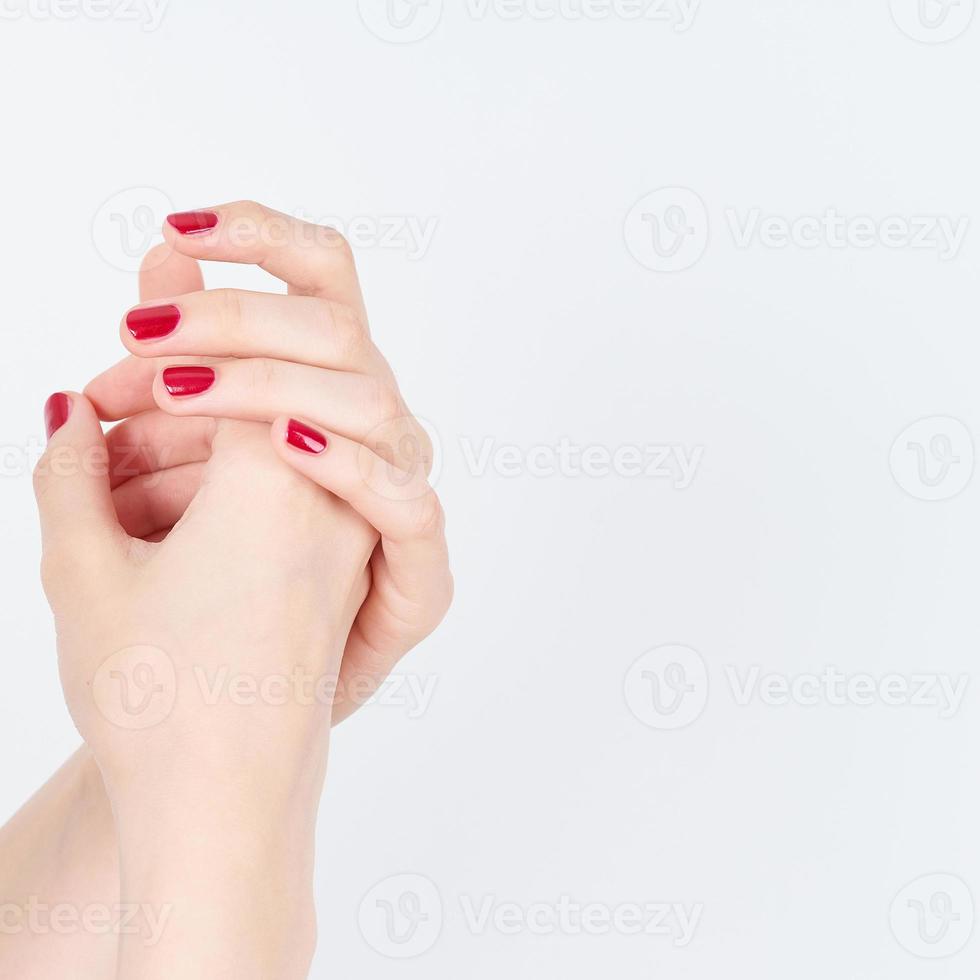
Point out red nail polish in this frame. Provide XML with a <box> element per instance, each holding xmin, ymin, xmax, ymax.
<box><xmin>286</xmin><ymin>419</ymin><xmax>328</xmax><ymax>455</ymax></box>
<box><xmin>162</xmin><ymin>366</ymin><xmax>215</xmax><ymax>397</ymax></box>
<box><xmin>44</xmin><ymin>393</ymin><xmax>71</xmax><ymax>439</ymax></box>
<box><xmin>127</xmin><ymin>304</ymin><xmax>181</xmax><ymax>341</ymax></box>
<box><xmin>166</xmin><ymin>210</ymin><xmax>218</xmax><ymax>235</ymax></box>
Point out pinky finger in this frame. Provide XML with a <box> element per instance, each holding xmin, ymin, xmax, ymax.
<box><xmin>269</xmin><ymin>416</ymin><xmax>451</xmax><ymax>612</ymax></box>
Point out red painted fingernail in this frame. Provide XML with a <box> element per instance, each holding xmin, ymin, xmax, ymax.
<box><xmin>166</xmin><ymin>210</ymin><xmax>218</xmax><ymax>235</ymax></box>
<box><xmin>44</xmin><ymin>393</ymin><xmax>71</xmax><ymax>439</ymax></box>
<box><xmin>127</xmin><ymin>304</ymin><xmax>181</xmax><ymax>341</ymax></box>
<box><xmin>286</xmin><ymin>419</ymin><xmax>328</xmax><ymax>455</ymax></box>
<box><xmin>162</xmin><ymin>366</ymin><xmax>215</xmax><ymax>397</ymax></box>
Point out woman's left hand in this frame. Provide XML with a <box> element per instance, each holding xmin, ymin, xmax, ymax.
<box><xmin>86</xmin><ymin>200</ymin><xmax>453</xmax><ymax>723</ymax></box>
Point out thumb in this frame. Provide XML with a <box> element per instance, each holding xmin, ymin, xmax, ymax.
<box><xmin>34</xmin><ymin>393</ymin><xmax>128</xmax><ymax>583</ymax></box>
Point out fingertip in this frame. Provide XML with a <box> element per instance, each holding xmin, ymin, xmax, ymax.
<box><xmin>122</xmin><ymin>302</ymin><xmax>182</xmax><ymax>351</ymax></box>
<box><xmin>281</xmin><ymin>417</ymin><xmax>329</xmax><ymax>456</ymax></box>
<box><xmin>163</xmin><ymin>210</ymin><xmax>221</xmax><ymax>250</ymax></box>
<box><xmin>154</xmin><ymin>365</ymin><xmax>216</xmax><ymax>411</ymax></box>
<box><xmin>139</xmin><ymin>242</ymin><xmax>176</xmax><ymax>277</ymax></box>
<box><xmin>43</xmin><ymin>391</ymin><xmax>73</xmax><ymax>440</ymax></box>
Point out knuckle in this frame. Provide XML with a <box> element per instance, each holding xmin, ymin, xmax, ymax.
<box><xmin>370</xmin><ymin>378</ymin><xmax>403</xmax><ymax>424</ymax></box>
<box><xmin>212</xmin><ymin>288</ymin><xmax>244</xmax><ymax>337</ymax></box>
<box><xmin>329</xmin><ymin>303</ymin><xmax>369</xmax><ymax>363</ymax></box>
<box><xmin>324</xmin><ymin>226</ymin><xmax>354</xmax><ymax>260</ymax></box>
<box><xmin>411</xmin><ymin>491</ymin><xmax>446</xmax><ymax>540</ymax></box>
<box><xmin>248</xmin><ymin>357</ymin><xmax>280</xmax><ymax>389</ymax></box>
<box><xmin>410</xmin><ymin>422</ymin><xmax>435</xmax><ymax>476</ymax></box>
<box><xmin>234</xmin><ymin>198</ymin><xmax>263</xmax><ymax>216</ymax></box>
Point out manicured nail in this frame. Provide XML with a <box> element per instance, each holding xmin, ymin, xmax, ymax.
<box><xmin>166</xmin><ymin>210</ymin><xmax>218</xmax><ymax>235</ymax></box>
<box><xmin>44</xmin><ymin>393</ymin><xmax>71</xmax><ymax>439</ymax></box>
<box><xmin>162</xmin><ymin>366</ymin><xmax>215</xmax><ymax>398</ymax></box>
<box><xmin>127</xmin><ymin>304</ymin><xmax>181</xmax><ymax>341</ymax></box>
<box><xmin>286</xmin><ymin>419</ymin><xmax>328</xmax><ymax>455</ymax></box>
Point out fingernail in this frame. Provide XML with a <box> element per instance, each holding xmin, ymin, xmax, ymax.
<box><xmin>166</xmin><ymin>210</ymin><xmax>218</xmax><ymax>235</ymax></box>
<box><xmin>44</xmin><ymin>393</ymin><xmax>71</xmax><ymax>439</ymax></box>
<box><xmin>162</xmin><ymin>366</ymin><xmax>215</xmax><ymax>398</ymax></box>
<box><xmin>286</xmin><ymin>419</ymin><xmax>328</xmax><ymax>455</ymax></box>
<box><xmin>127</xmin><ymin>304</ymin><xmax>181</xmax><ymax>341</ymax></box>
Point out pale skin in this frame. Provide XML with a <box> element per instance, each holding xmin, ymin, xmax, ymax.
<box><xmin>0</xmin><ymin>202</ymin><xmax>453</xmax><ymax>979</ymax></box>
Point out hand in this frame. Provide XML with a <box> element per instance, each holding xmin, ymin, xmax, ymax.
<box><xmin>87</xmin><ymin>200</ymin><xmax>454</xmax><ymax>723</ymax></box>
<box><xmin>35</xmin><ymin>386</ymin><xmax>373</xmax><ymax>979</ymax></box>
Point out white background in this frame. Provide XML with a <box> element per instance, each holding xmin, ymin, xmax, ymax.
<box><xmin>1</xmin><ymin>0</ymin><xmax>979</xmax><ymax>976</ymax></box>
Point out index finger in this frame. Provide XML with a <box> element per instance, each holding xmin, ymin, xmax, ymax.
<box><xmin>163</xmin><ymin>200</ymin><xmax>368</xmax><ymax>325</ymax></box>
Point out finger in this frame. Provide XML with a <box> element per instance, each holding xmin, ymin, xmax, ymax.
<box><xmin>270</xmin><ymin>418</ymin><xmax>452</xmax><ymax>724</ymax></box>
<box><xmin>139</xmin><ymin>243</ymin><xmax>204</xmax><ymax>303</ymax></box>
<box><xmin>112</xmin><ymin>462</ymin><xmax>204</xmax><ymax>540</ymax></box>
<box><xmin>84</xmin><ymin>353</ymin><xmax>220</xmax><ymax>422</ymax></box>
<box><xmin>34</xmin><ymin>393</ymin><xmax>129</xmax><ymax>589</ymax></box>
<box><xmin>163</xmin><ymin>201</ymin><xmax>368</xmax><ymax>323</ymax></box>
<box><xmin>122</xmin><ymin>289</ymin><xmax>385</xmax><ymax>376</ymax></box>
<box><xmin>106</xmin><ymin>412</ymin><xmax>215</xmax><ymax>489</ymax></box>
<box><xmin>152</xmin><ymin>359</ymin><xmax>416</xmax><ymax>455</ymax></box>
<box><xmin>83</xmin><ymin>247</ymin><xmax>206</xmax><ymax>421</ymax></box>
<box><xmin>271</xmin><ymin>418</ymin><xmax>452</xmax><ymax>613</ymax></box>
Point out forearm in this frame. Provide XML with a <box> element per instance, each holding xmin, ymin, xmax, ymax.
<box><xmin>112</xmin><ymin>773</ymin><xmax>323</xmax><ymax>980</ymax></box>
<box><xmin>0</xmin><ymin>747</ymin><xmax>119</xmax><ymax>980</ymax></box>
